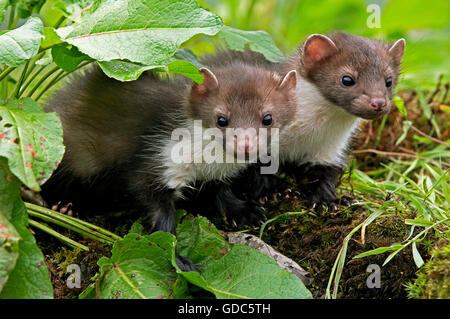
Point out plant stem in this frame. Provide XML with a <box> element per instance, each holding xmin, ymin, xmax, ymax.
<box><xmin>0</xmin><ymin>66</ymin><xmax>15</xmax><ymax>82</ymax></box>
<box><xmin>34</xmin><ymin>69</ymin><xmax>64</xmax><ymax>102</ymax></box>
<box><xmin>7</xmin><ymin>5</ymin><xmax>16</xmax><ymax>30</ymax></box>
<box><xmin>53</xmin><ymin>15</ymin><xmax>67</xmax><ymax>29</ymax></box>
<box><xmin>18</xmin><ymin>65</ymin><xmax>45</xmax><ymax>98</ymax></box>
<box><xmin>35</xmin><ymin>61</ymin><xmax>93</xmax><ymax>102</ymax></box>
<box><xmin>26</xmin><ymin>65</ymin><xmax>60</xmax><ymax>98</ymax></box>
<box><xmin>10</xmin><ymin>61</ymin><xmax>29</xmax><ymax>99</ymax></box>
<box><xmin>28</xmin><ymin>218</ymin><xmax>89</xmax><ymax>251</ymax></box>
<box><xmin>25</xmin><ymin>202</ymin><xmax>121</xmax><ymax>242</ymax></box>
<box><xmin>27</xmin><ymin>208</ymin><xmax>115</xmax><ymax>244</ymax></box>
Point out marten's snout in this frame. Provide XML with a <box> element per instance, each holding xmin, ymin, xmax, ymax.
<box><xmin>235</xmin><ymin>135</ymin><xmax>256</xmax><ymax>155</ymax></box>
<box><xmin>370</xmin><ymin>97</ymin><xmax>387</xmax><ymax>110</ymax></box>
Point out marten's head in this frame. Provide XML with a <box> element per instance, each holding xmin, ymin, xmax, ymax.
<box><xmin>295</xmin><ymin>31</ymin><xmax>405</xmax><ymax>119</ymax></box>
<box><xmin>187</xmin><ymin>63</ymin><xmax>298</xmax><ymax>159</ymax></box>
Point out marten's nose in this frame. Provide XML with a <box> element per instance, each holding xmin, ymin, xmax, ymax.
<box><xmin>370</xmin><ymin>98</ymin><xmax>387</xmax><ymax>110</ymax></box>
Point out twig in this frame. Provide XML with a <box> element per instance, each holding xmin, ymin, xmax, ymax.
<box><xmin>410</xmin><ymin>125</ymin><xmax>450</xmax><ymax>148</ymax></box>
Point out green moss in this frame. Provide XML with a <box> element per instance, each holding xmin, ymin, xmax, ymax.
<box><xmin>53</xmin><ymin>247</ymin><xmax>82</xmax><ymax>277</ymax></box>
<box><xmin>366</xmin><ymin>214</ymin><xmax>408</xmax><ymax>239</ymax></box>
<box><xmin>407</xmin><ymin>241</ymin><xmax>450</xmax><ymax>299</ymax></box>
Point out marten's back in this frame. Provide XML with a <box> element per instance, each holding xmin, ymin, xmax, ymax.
<box><xmin>41</xmin><ymin>67</ymin><xmax>187</xmax><ymax>210</ymax></box>
<box><xmin>44</xmin><ymin>67</ymin><xmax>187</xmax><ymax>179</ymax></box>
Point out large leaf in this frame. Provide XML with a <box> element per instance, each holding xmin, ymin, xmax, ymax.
<box><xmin>51</xmin><ymin>44</ymin><xmax>90</xmax><ymax>72</ymax></box>
<box><xmin>98</xmin><ymin>59</ymin><xmax>203</xmax><ymax>83</ymax></box>
<box><xmin>84</xmin><ymin>214</ymin><xmax>311</xmax><ymax>299</ymax></box>
<box><xmin>177</xmin><ymin>215</ymin><xmax>231</xmax><ymax>265</ymax></box>
<box><xmin>97</xmin><ymin>48</ymin><xmax>204</xmax><ymax>82</ymax></box>
<box><xmin>83</xmin><ymin>232</ymin><xmax>188</xmax><ymax>299</ymax></box>
<box><xmin>0</xmin><ymin>17</ymin><xmax>43</xmax><ymax>67</ymax></box>
<box><xmin>177</xmin><ymin>215</ymin><xmax>311</xmax><ymax>299</ymax></box>
<box><xmin>0</xmin><ymin>161</ymin><xmax>20</xmax><ymax>292</ymax></box>
<box><xmin>218</xmin><ymin>26</ymin><xmax>284</xmax><ymax>62</ymax></box>
<box><xmin>0</xmin><ymin>161</ymin><xmax>52</xmax><ymax>298</ymax></box>
<box><xmin>41</xmin><ymin>27</ymin><xmax>63</xmax><ymax>49</ymax></box>
<box><xmin>56</xmin><ymin>0</ymin><xmax>223</xmax><ymax>66</ymax></box>
<box><xmin>181</xmin><ymin>244</ymin><xmax>312</xmax><ymax>299</ymax></box>
<box><xmin>0</xmin><ymin>98</ymin><xmax>65</xmax><ymax>191</ymax></box>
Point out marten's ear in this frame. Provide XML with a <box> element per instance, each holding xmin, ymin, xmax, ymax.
<box><xmin>302</xmin><ymin>34</ymin><xmax>338</xmax><ymax>70</ymax></box>
<box><xmin>278</xmin><ymin>70</ymin><xmax>297</xmax><ymax>92</ymax></box>
<box><xmin>191</xmin><ymin>68</ymin><xmax>219</xmax><ymax>101</ymax></box>
<box><xmin>388</xmin><ymin>38</ymin><xmax>406</xmax><ymax>67</ymax></box>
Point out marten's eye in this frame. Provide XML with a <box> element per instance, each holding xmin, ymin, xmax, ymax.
<box><xmin>217</xmin><ymin>116</ymin><xmax>228</xmax><ymax>128</ymax></box>
<box><xmin>262</xmin><ymin>114</ymin><xmax>273</xmax><ymax>126</ymax></box>
<box><xmin>385</xmin><ymin>76</ymin><xmax>393</xmax><ymax>88</ymax></box>
<box><xmin>342</xmin><ymin>75</ymin><xmax>355</xmax><ymax>87</ymax></box>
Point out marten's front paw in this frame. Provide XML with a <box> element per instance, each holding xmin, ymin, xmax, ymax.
<box><xmin>225</xmin><ymin>200</ymin><xmax>267</xmax><ymax>229</ymax></box>
<box><xmin>308</xmin><ymin>195</ymin><xmax>354</xmax><ymax>214</ymax></box>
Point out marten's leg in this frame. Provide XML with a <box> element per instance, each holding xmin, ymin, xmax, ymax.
<box><xmin>182</xmin><ymin>181</ymin><xmax>266</xmax><ymax>228</ymax></box>
<box><xmin>140</xmin><ymin>190</ymin><xmax>200</xmax><ymax>273</ymax></box>
<box><xmin>284</xmin><ymin>162</ymin><xmax>353</xmax><ymax>213</ymax></box>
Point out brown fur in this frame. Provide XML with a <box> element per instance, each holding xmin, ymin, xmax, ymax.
<box><xmin>289</xmin><ymin>32</ymin><xmax>404</xmax><ymax>119</ymax></box>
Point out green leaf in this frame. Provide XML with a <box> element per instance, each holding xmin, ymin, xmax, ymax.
<box><xmin>392</xmin><ymin>96</ymin><xmax>407</xmax><ymax>118</ymax></box>
<box><xmin>177</xmin><ymin>215</ymin><xmax>231</xmax><ymax>265</ymax></box>
<box><xmin>97</xmin><ymin>60</ymin><xmax>162</xmax><ymax>82</ymax></box>
<box><xmin>405</xmin><ymin>218</ymin><xmax>434</xmax><ymax>227</ymax></box>
<box><xmin>412</xmin><ymin>242</ymin><xmax>424</xmax><ymax>268</ymax></box>
<box><xmin>56</xmin><ymin>0</ymin><xmax>223</xmax><ymax>65</ymax></box>
<box><xmin>85</xmin><ymin>232</ymin><xmax>188</xmax><ymax>299</ymax></box>
<box><xmin>173</xmin><ymin>48</ymin><xmax>204</xmax><ymax>68</ymax></box>
<box><xmin>51</xmin><ymin>0</ymin><xmax>93</xmax><ymax>20</ymax></box>
<box><xmin>218</xmin><ymin>26</ymin><xmax>284</xmax><ymax>62</ymax></box>
<box><xmin>181</xmin><ymin>245</ymin><xmax>312</xmax><ymax>299</ymax></box>
<box><xmin>0</xmin><ymin>16</ymin><xmax>43</xmax><ymax>67</ymax></box>
<box><xmin>177</xmin><ymin>215</ymin><xmax>311</xmax><ymax>299</ymax></box>
<box><xmin>0</xmin><ymin>98</ymin><xmax>65</xmax><ymax>191</ymax></box>
<box><xmin>0</xmin><ymin>214</ymin><xmax>19</xmax><ymax>292</ymax></box>
<box><xmin>396</xmin><ymin>120</ymin><xmax>411</xmax><ymax>146</ymax></box>
<box><xmin>52</xmin><ymin>44</ymin><xmax>90</xmax><ymax>72</ymax></box>
<box><xmin>0</xmin><ymin>162</ymin><xmax>52</xmax><ymax>298</ymax></box>
<box><xmin>98</xmin><ymin>59</ymin><xmax>203</xmax><ymax>83</ymax></box>
<box><xmin>0</xmin><ymin>161</ymin><xmax>20</xmax><ymax>292</ymax></box>
<box><xmin>41</xmin><ymin>27</ymin><xmax>63</xmax><ymax>49</ymax></box>
<box><xmin>353</xmin><ymin>244</ymin><xmax>403</xmax><ymax>259</ymax></box>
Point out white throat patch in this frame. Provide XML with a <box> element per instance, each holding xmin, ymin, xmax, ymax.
<box><xmin>280</xmin><ymin>75</ymin><xmax>361</xmax><ymax>166</ymax></box>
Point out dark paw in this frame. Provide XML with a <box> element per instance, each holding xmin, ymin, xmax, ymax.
<box><xmin>176</xmin><ymin>255</ymin><xmax>201</xmax><ymax>273</ymax></box>
<box><xmin>226</xmin><ymin>201</ymin><xmax>267</xmax><ymax>229</ymax></box>
<box><xmin>337</xmin><ymin>195</ymin><xmax>354</xmax><ymax>207</ymax></box>
<box><xmin>308</xmin><ymin>195</ymin><xmax>354</xmax><ymax>214</ymax></box>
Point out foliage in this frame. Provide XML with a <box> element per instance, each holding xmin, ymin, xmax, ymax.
<box><xmin>80</xmin><ymin>216</ymin><xmax>311</xmax><ymax>299</ymax></box>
